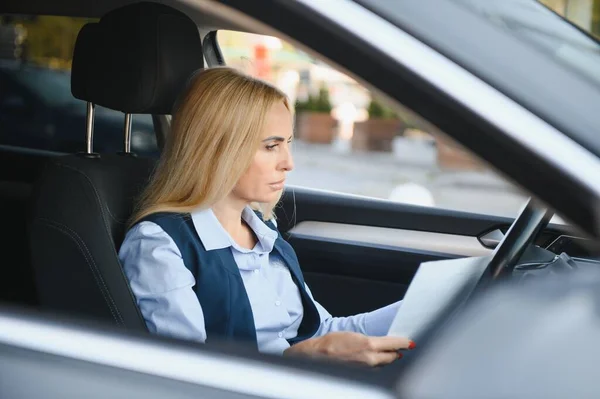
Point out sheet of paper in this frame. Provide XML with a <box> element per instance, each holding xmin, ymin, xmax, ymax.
<box><xmin>388</xmin><ymin>256</ymin><xmax>491</xmax><ymax>339</ymax></box>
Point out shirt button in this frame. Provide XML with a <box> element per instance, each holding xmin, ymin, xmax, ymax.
<box><xmin>278</xmin><ymin>332</ymin><xmax>283</xmax><ymax>338</ymax></box>
<box><xmin>275</xmin><ymin>300</ymin><xmax>281</xmax><ymax>306</ymax></box>
<box><xmin>253</xmin><ymin>269</ymin><xmax>259</xmax><ymax>274</ymax></box>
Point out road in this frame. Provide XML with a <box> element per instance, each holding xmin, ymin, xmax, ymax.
<box><xmin>287</xmin><ymin>140</ymin><xmax>530</xmax><ymax>218</ymax></box>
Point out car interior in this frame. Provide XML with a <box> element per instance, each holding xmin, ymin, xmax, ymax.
<box><xmin>0</xmin><ymin>0</ymin><xmax>598</xmax><ymax>359</ymax></box>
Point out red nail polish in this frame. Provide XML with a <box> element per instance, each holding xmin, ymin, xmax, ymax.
<box><xmin>397</xmin><ymin>352</ymin><xmax>403</xmax><ymax>359</ymax></box>
<box><xmin>408</xmin><ymin>341</ymin><xmax>416</xmax><ymax>350</ymax></box>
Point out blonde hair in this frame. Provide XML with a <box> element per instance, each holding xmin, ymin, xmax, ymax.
<box><xmin>130</xmin><ymin>67</ymin><xmax>291</xmax><ymax>226</ymax></box>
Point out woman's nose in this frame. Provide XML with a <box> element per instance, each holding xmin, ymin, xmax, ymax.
<box><xmin>281</xmin><ymin>147</ymin><xmax>294</xmax><ymax>172</ymax></box>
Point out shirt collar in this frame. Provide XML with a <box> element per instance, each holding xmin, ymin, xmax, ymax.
<box><xmin>191</xmin><ymin>206</ymin><xmax>278</xmax><ymax>253</ymax></box>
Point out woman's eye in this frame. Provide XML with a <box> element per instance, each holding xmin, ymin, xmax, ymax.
<box><xmin>266</xmin><ymin>144</ymin><xmax>278</xmax><ymax>151</ymax></box>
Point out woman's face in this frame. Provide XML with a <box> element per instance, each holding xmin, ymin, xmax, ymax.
<box><xmin>232</xmin><ymin>101</ymin><xmax>294</xmax><ymax>204</ymax></box>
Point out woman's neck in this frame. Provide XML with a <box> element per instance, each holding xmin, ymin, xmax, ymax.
<box><xmin>211</xmin><ymin>196</ymin><xmax>248</xmax><ymax>239</ymax></box>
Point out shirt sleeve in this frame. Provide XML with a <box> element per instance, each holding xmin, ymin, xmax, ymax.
<box><xmin>305</xmin><ymin>284</ymin><xmax>402</xmax><ymax>337</ymax></box>
<box><xmin>119</xmin><ymin>221</ymin><xmax>207</xmax><ymax>343</ymax></box>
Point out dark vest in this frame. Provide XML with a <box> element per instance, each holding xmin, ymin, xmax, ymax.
<box><xmin>139</xmin><ymin>212</ymin><xmax>321</xmax><ymax>348</ymax></box>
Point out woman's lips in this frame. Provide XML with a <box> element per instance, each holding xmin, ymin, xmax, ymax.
<box><xmin>269</xmin><ymin>179</ymin><xmax>285</xmax><ymax>190</ymax></box>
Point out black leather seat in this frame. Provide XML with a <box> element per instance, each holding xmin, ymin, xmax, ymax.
<box><xmin>29</xmin><ymin>2</ymin><xmax>203</xmax><ymax>329</ymax></box>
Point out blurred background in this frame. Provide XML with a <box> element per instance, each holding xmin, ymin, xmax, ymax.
<box><xmin>1</xmin><ymin>0</ymin><xmax>597</xmax><ymax>218</ymax></box>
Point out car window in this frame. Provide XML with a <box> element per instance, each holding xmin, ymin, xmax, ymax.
<box><xmin>0</xmin><ymin>72</ymin><xmax>31</xmax><ymax>116</ymax></box>
<box><xmin>217</xmin><ymin>30</ymin><xmax>533</xmax><ymax>219</ymax></box>
<box><xmin>0</xmin><ymin>16</ymin><xmax>158</xmax><ymax>156</ymax></box>
<box><xmin>11</xmin><ymin>66</ymin><xmax>80</xmax><ymax>108</ymax></box>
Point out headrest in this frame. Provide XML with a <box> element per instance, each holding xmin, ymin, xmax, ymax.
<box><xmin>71</xmin><ymin>2</ymin><xmax>204</xmax><ymax>114</ymax></box>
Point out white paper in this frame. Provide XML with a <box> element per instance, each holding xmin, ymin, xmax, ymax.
<box><xmin>388</xmin><ymin>256</ymin><xmax>491</xmax><ymax>339</ymax></box>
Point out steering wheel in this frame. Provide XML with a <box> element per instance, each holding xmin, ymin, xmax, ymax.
<box><xmin>396</xmin><ymin>199</ymin><xmax>555</xmax><ymax>361</ymax></box>
<box><xmin>486</xmin><ymin>198</ymin><xmax>554</xmax><ymax>280</ymax></box>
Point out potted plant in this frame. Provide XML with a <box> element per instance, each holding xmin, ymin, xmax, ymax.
<box><xmin>432</xmin><ymin>132</ymin><xmax>483</xmax><ymax>170</ymax></box>
<box><xmin>294</xmin><ymin>85</ymin><xmax>336</xmax><ymax>144</ymax></box>
<box><xmin>352</xmin><ymin>97</ymin><xmax>404</xmax><ymax>152</ymax></box>
<box><xmin>356</xmin><ymin>96</ymin><xmax>481</xmax><ymax>169</ymax></box>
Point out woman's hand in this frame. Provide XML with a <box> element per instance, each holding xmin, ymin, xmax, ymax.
<box><xmin>283</xmin><ymin>332</ymin><xmax>414</xmax><ymax>367</ymax></box>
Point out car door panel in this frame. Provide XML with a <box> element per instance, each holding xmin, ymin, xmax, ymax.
<box><xmin>290</xmin><ymin>221</ymin><xmax>492</xmax><ymax>257</ymax></box>
<box><xmin>291</xmin><ymin>235</ymin><xmax>455</xmax><ymax>316</ymax></box>
<box><xmin>275</xmin><ymin>186</ymin><xmax>573</xmax><ymax>316</ymax></box>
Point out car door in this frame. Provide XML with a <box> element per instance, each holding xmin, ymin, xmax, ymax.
<box><xmin>206</xmin><ymin>53</ymin><xmax>573</xmax><ymax>317</ymax></box>
<box><xmin>209</xmin><ymin>0</ymin><xmax>596</xmax><ymax>318</ymax></box>
<box><xmin>273</xmin><ymin>185</ymin><xmax>575</xmax><ymax>317</ymax></box>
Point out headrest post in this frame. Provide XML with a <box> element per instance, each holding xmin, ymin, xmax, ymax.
<box><xmin>123</xmin><ymin>113</ymin><xmax>132</xmax><ymax>153</ymax></box>
<box><xmin>85</xmin><ymin>102</ymin><xmax>95</xmax><ymax>154</ymax></box>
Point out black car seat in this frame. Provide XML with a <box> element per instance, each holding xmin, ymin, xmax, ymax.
<box><xmin>28</xmin><ymin>2</ymin><xmax>203</xmax><ymax>329</ymax></box>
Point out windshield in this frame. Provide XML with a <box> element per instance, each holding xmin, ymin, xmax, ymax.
<box><xmin>453</xmin><ymin>0</ymin><xmax>600</xmax><ymax>88</ymax></box>
<box><xmin>357</xmin><ymin>0</ymin><xmax>600</xmax><ymax>158</ymax></box>
<box><xmin>539</xmin><ymin>0</ymin><xmax>600</xmax><ymax>35</ymax></box>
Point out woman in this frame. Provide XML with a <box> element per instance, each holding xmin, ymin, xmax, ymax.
<box><xmin>119</xmin><ymin>67</ymin><xmax>413</xmax><ymax>366</ymax></box>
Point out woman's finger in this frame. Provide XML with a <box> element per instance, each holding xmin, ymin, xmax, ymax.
<box><xmin>369</xmin><ymin>336</ymin><xmax>413</xmax><ymax>352</ymax></box>
<box><xmin>361</xmin><ymin>350</ymin><xmax>400</xmax><ymax>367</ymax></box>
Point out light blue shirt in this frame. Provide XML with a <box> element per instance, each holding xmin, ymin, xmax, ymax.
<box><xmin>119</xmin><ymin>206</ymin><xmax>402</xmax><ymax>354</ymax></box>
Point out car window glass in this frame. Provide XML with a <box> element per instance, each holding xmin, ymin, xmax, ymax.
<box><xmin>216</xmin><ymin>30</ymin><xmax>541</xmax><ymax>220</ymax></box>
<box><xmin>0</xmin><ymin>75</ymin><xmax>30</xmax><ymax>116</ymax></box>
<box><xmin>0</xmin><ymin>16</ymin><xmax>158</xmax><ymax>156</ymax></box>
<box><xmin>11</xmin><ymin>66</ymin><xmax>80</xmax><ymax>108</ymax></box>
